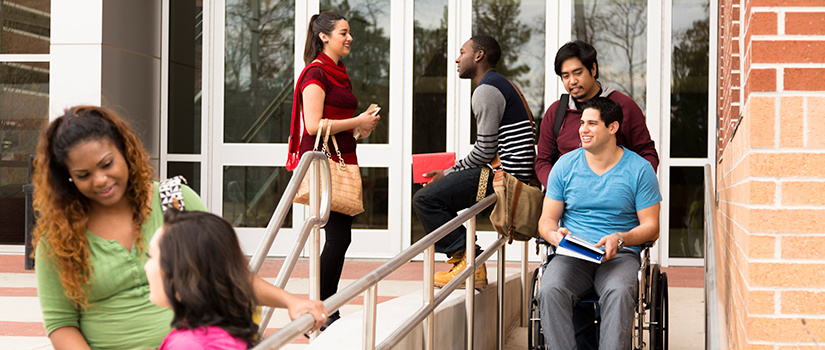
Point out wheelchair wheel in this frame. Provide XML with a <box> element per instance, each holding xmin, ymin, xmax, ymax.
<box><xmin>649</xmin><ymin>266</ymin><xmax>669</xmax><ymax>350</ymax></box>
<box><xmin>528</xmin><ymin>267</ymin><xmax>545</xmax><ymax>350</ymax></box>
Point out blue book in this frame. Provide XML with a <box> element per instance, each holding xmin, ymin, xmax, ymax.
<box><xmin>556</xmin><ymin>234</ymin><xmax>605</xmax><ymax>264</ymax></box>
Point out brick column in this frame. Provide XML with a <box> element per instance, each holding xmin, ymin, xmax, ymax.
<box><xmin>715</xmin><ymin>1</ymin><xmax>825</xmax><ymax>348</ymax></box>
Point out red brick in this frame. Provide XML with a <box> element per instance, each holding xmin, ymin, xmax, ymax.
<box><xmin>752</xmin><ymin>0</ymin><xmax>825</xmax><ymax>5</ymax></box>
<box><xmin>784</xmin><ymin>68</ymin><xmax>825</xmax><ymax>91</ymax></box>
<box><xmin>751</xmin><ymin>12</ymin><xmax>777</xmax><ymax>35</ymax></box>
<box><xmin>752</xmin><ymin>41</ymin><xmax>825</xmax><ymax>64</ymax></box>
<box><xmin>786</xmin><ymin>12</ymin><xmax>825</xmax><ymax>35</ymax></box>
<box><xmin>747</xmin><ymin>68</ymin><xmax>776</xmax><ymax>94</ymax></box>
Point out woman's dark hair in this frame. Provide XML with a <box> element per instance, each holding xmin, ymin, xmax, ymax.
<box><xmin>159</xmin><ymin>209</ymin><xmax>259</xmax><ymax>346</ymax></box>
<box><xmin>32</xmin><ymin>106</ymin><xmax>154</xmax><ymax>308</ymax></box>
<box><xmin>303</xmin><ymin>11</ymin><xmax>347</xmax><ymax>64</ymax></box>
<box><xmin>582</xmin><ymin>96</ymin><xmax>623</xmax><ymax>132</ymax></box>
<box><xmin>469</xmin><ymin>35</ymin><xmax>502</xmax><ymax>67</ymax></box>
<box><xmin>554</xmin><ymin>40</ymin><xmax>599</xmax><ymax>79</ymax></box>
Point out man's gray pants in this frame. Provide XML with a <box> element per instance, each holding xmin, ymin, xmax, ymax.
<box><xmin>538</xmin><ymin>249</ymin><xmax>641</xmax><ymax>349</ymax></box>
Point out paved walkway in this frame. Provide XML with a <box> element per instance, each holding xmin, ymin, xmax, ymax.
<box><xmin>0</xmin><ymin>254</ymin><xmax>703</xmax><ymax>349</ymax></box>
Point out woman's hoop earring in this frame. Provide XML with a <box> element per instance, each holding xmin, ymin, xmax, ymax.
<box><xmin>323</xmin><ymin>40</ymin><xmax>329</xmax><ymax>44</ymax></box>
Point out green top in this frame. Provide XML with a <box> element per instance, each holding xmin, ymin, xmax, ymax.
<box><xmin>36</xmin><ymin>182</ymin><xmax>206</xmax><ymax>350</ymax></box>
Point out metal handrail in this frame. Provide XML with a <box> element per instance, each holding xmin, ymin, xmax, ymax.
<box><xmin>248</xmin><ymin>151</ymin><xmax>332</xmax><ymax>335</ymax></box>
<box><xmin>252</xmin><ymin>194</ymin><xmax>506</xmax><ymax>350</ymax></box>
<box><xmin>703</xmin><ymin>163</ymin><xmax>724</xmax><ymax>349</ymax></box>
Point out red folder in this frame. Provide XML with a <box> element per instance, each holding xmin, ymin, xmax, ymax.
<box><xmin>412</xmin><ymin>152</ymin><xmax>456</xmax><ymax>184</ymax></box>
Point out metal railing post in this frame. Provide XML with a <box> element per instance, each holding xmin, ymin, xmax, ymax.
<box><xmin>363</xmin><ymin>285</ymin><xmax>378</xmax><ymax>349</ymax></box>
<box><xmin>465</xmin><ymin>216</ymin><xmax>476</xmax><ymax>350</ymax></box>
<box><xmin>497</xmin><ymin>242</ymin><xmax>506</xmax><ymax>350</ymax></box>
<box><xmin>521</xmin><ymin>240</ymin><xmax>528</xmax><ymax>327</ymax></box>
<box><xmin>423</xmin><ymin>246</ymin><xmax>435</xmax><ymax>350</ymax></box>
<box><xmin>309</xmin><ymin>161</ymin><xmax>322</xmax><ymax>340</ymax></box>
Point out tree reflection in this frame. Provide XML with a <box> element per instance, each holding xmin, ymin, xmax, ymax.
<box><xmin>573</xmin><ymin>0</ymin><xmax>647</xmax><ymax>108</ymax></box>
<box><xmin>322</xmin><ymin>0</ymin><xmax>391</xmax><ymax>144</ymax></box>
<box><xmin>671</xmin><ymin>4</ymin><xmax>709</xmax><ymax>158</ymax></box>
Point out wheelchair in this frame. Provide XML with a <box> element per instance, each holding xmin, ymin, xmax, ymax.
<box><xmin>528</xmin><ymin>238</ymin><xmax>668</xmax><ymax>350</ymax></box>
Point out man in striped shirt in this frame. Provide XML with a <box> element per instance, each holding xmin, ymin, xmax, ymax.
<box><xmin>413</xmin><ymin>35</ymin><xmax>535</xmax><ymax>289</ymax></box>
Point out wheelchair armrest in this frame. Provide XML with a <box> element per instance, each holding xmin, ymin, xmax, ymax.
<box><xmin>642</xmin><ymin>241</ymin><xmax>655</xmax><ymax>248</ymax></box>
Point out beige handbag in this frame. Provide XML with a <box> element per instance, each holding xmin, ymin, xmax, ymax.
<box><xmin>294</xmin><ymin>119</ymin><xmax>365</xmax><ymax>216</ymax></box>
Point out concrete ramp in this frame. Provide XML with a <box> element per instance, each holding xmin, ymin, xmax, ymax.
<box><xmin>308</xmin><ymin>269</ymin><xmax>523</xmax><ymax>350</ymax></box>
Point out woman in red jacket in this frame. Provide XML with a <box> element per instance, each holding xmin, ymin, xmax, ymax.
<box><xmin>286</xmin><ymin>11</ymin><xmax>380</xmax><ymax>330</ymax></box>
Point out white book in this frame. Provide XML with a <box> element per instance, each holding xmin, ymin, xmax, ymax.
<box><xmin>556</xmin><ymin>234</ymin><xmax>605</xmax><ymax>264</ymax></box>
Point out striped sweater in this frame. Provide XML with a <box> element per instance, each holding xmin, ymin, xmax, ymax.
<box><xmin>444</xmin><ymin>71</ymin><xmax>535</xmax><ymax>182</ymax></box>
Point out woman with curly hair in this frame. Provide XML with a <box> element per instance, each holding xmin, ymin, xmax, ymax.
<box><xmin>33</xmin><ymin>106</ymin><xmax>326</xmax><ymax>350</ymax></box>
<box><xmin>145</xmin><ymin>209</ymin><xmax>258</xmax><ymax>349</ymax></box>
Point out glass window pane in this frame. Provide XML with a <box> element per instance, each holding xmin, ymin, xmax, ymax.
<box><xmin>353</xmin><ymin>167</ymin><xmax>388</xmax><ymax>230</ymax></box>
<box><xmin>320</xmin><ymin>0</ymin><xmax>391</xmax><ymax>144</ymax></box>
<box><xmin>0</xmin><ymin>1</ymin><xmax>50</xmax><ymax>54</ymax></box>
<box><xmin>224</xmin><ymin>0</ymin><xmax>295</xmax><ymax>144</ymax></box>
<box><xmin>167</xmin><ymin>161</ymin><xmax>201</xmax><ymax>194</ymax></box>
<box><xmin>0</xmin><ymin>61</ymin><xmax>48</xmax><ymax>244</ymax></box>
<box><xmin>671</xmin><ymin>0</ymin><xmax>709</xmax><ymax>158</ymax></box>
<box><xmin>410</xmin><ymin>0</ymin><xmax>448</xmax><ymax>244</ymax></box>
<box><xmin>572</xmin><ymin>0</ymin><xmax>647</xmax><ymax>109</ymax></box>
<box><xmin>168</xmin><ymin>1</ymin><xmax>202</xmax><ymax>154</ymax></box>
<box><xmin>223</xmin><ymin>166</ymin><xmax>293</xmax><ymax>228</ymax></box>
<box><xmin>473</xmin><ymin>0</ymin><xmax>545</xmax><ymax>120</ymax></box>
<box><xmin>669</xmin><ymin>166</ymin><xmax>704</xmax><ymax>258</ymax></box>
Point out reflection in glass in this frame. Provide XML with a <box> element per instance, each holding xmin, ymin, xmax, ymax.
<box><xmin>167</xmin><ymin>162</ymin><xmax>201</xmax><ymax>194</ymax></box>
<box><xmin>223</xmin><ymin>166</ymin><xmax>293</xmax><ymax>228</ymax></box>
<box><xmin>224</xmin><ymin>0</ymin><xmax>295</xmax><ymax>144</ymax></box>
<box><xmin>473</xmin><ymin>0</ymin><xmax>545</xmax><ymax>120</ymax></box>
<box><xmin>353</xmin><ymin>167</ymin><xmax>388</xmax><ymax>230</ymax></box>
<box><xmin>0</xmin><ymin>62</ymin><xmax>48</xmax><ymax>244</ymax></box>
<box><xmin>410</xmin><ymin>0</ymin><xmax>449</xmax><ymax>243</ymax></box>
<box><xmin>0</xmin><ymin>1</ymin><xmax>51</xmax><ymax>54</ymax></box>
<box><xmin>669</xmin><ymin>167</ymin><xmax>704</xmax><ymax>258</ymax></box>
<box><xmin>168</xmin><ymin>1</ymin><xmax>202</xmax><ymax>154</ymax></box>
<box><xmin>572</xmin><ymin>0</ymin><xmax>647</xmax><ymax>109</ymax></box>
<box><xmin>671</xmin><ymin>0</ymin><xmax>709</xmax><ymax>158</ymax></box>
<box><xmin>321</xmin><ymin>0</ymin><xmax>390</xmax><ymax>144</ymax></box>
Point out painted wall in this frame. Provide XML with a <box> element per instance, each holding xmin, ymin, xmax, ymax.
<box><xmin>715</xmin><ymin>0</ymin><xmax>825</xmax><ymax>347</ymax></box>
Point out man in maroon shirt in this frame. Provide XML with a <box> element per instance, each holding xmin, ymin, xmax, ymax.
<box><xmin>536</xmin><ymin>40</ymin><xmax>659</xmax><ymax>187</ymax></box>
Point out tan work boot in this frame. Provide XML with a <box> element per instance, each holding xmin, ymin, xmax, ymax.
<box><xmin>433</xmin><ymin>250</ymin><xmax>488</xmax><ymax>289</ymax></box>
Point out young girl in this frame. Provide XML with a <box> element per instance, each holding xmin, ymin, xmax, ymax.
<box><xmin>145</xmin><ymin>209</ymin><xmax>258</xmax><ymax>349</ymax></box>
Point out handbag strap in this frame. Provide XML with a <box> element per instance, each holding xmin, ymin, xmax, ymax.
<box><xmin>476</xmin><ymin>167</ymin><xmax>491</xmax><ymax>202</ymax></box>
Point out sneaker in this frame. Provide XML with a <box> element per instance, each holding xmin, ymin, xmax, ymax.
<box><xmin>320</xmin><ymin>311</ymin><xmax>340</xmax><ymax>331</ymax></box>
<box><xmin>433</xmin><ymin>250</ymin><xmax>488</xmax><ymax>289</ymax></box>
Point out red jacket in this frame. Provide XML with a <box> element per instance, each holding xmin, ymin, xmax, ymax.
<box><xmin>536</xmin><ymin>83</ymin><xmax>659</xmax><ymax>187</ymax></box>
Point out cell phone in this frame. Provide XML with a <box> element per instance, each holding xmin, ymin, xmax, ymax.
<box><xmin>367</xmin><ymin>103</ymin><xmax>380</xmax><ymax>116</ymax></box>
<box><xmin>371</xmin><ymin>107</ymin><xmax>381</xmax><ymax>116</ymax></box>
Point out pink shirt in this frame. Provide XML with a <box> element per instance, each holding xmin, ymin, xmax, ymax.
<box><xmin>159</xmin><ymin>326</ymin><xmax>248</xmax><ymax>350</ymax></box>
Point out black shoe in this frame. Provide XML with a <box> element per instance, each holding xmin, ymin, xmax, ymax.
<box><xmin>320</xmin><ymin>311</ymin><xmax>341</xmax><ymax>331</ymax></box>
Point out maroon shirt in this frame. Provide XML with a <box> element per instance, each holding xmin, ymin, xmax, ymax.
<box><xmin>536</xmin><ymin>86</ymin><xmax>659</xmax><ymax>188</ymax></box>
<box><xmin>298</xmin><ymin>66</ymin><xmax>359</xmax><ymax>165</ymax></box>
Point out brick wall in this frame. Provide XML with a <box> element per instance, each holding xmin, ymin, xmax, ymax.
<box><xmin>715</xmin><ymin>1</ymin><xmax>825</xmax><ymax>348</ymax></box>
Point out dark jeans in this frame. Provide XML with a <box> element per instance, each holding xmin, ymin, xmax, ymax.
<box><xmin>412</xmin><ymin>167</ymin><xmax>493</xmax><ymax>257</ymax></box>
<box><xmin>320</xmin><ymin>210</ymin><xmax>353</xmax><ymax>301</ymax></box>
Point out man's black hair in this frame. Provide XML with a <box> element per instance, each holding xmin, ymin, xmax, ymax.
<box><xmin>470</xmin><ymin>35</ymin><xmax>501</xmax><ymax>67</ymax></box>
<box><xmin>582</xmin><ymin>97</ymin><xmax>623</xmax><ymax>132</ymax></box>
<box><xmin>554</xmin><ymin>40</ymin><xmax>599</xmax><ymax>79</ymax></box>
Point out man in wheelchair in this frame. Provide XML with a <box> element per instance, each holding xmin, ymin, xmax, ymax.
<box><xmin>537</xmin><ymin>97</ymin><xmax>661</xmax><ymax>349</ymax></box>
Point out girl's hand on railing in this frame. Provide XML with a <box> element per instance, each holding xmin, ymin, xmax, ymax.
<box><xmin>286</xmin><ymin>297</ymin><xmax>328</xmax><ymax>331</ymax></box>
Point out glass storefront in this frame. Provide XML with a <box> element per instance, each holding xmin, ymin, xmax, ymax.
<box><xmin>0</xmin><ymin>0</ymin><xmax>50</xmax><ymax>245</ymax></box>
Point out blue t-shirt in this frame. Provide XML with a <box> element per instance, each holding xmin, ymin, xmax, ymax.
<box><xmin>546</xmin><ymin>147</ymin><xmax>662</xmax><ymax>251</ymax></box>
